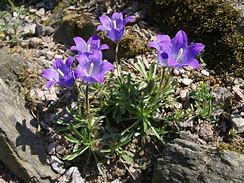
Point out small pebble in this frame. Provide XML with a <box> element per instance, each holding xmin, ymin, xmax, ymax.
<box><xmin>181</xmin><ymin>78</ymin><xmax>193</xmax><ymax>86</ymax></box>
<box><xmin>201</xmin><ymin>69</ymin><xmax>210</xmax><ymax>76</ymax></box>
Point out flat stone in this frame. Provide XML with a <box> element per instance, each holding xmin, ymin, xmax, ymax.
<box><xmin>230</xmin><ymin>115</ymin><xmax>244</xmax><ymax>133</ymax></box>
<box><xmin>201</xmin><ymin>69</ymin><xmax>210</xmax><ymax>76</ymax></box>
<box><xmin>59</xmin><ymin>167</ymin><xmax>85</xmax><ymax>183</ymax></box>
<box><xmin>0</xmin><ymin>49</ymin><xmax>58</xmax><ymax>182</ymax></box>
<box><xmin>153</xmin><ymin>139</ymin><xmax>244</xmax><ymax>183</ymax></box>
<box><xmin>181</xmin><ymin>78</ymin><xmax>193</xmax><ymax>86</ymax></box>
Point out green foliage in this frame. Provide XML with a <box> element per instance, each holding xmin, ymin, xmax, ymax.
<box><xmin>150</xmin><ymin>0</ymin><xmax>244</xmax><ymax>78</ymax></box>
<box><xmin>189</xmin><ymin>82</ymin><xmax>215</xmax><ymax>122</ymax></box>
<box><xmin>102</xmin><ymin>57</ymin><xmax>175</xmax><ymax>144</ymax></box>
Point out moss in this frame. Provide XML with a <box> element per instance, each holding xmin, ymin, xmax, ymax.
<box><xmin>119</xmin><ymin>30</ymin><xmax>151</xmax><ymax>59</ymax></box>
<box><xmin>217</xmin><ymin>141</ymin><xmax>244</xmax><ymax>154</ymax></box>
<box><xmin>150</xmin><ymin>0</ymin><xmax>244</xmax><ymax>78</ymax></box>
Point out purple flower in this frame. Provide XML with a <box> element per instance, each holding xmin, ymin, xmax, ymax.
<box><xmin>97</xmin><ymin>12</ymin><xmax>135</xmax><ymax>42</ymax></box>
<box><xmin>71</xmin><ymin>35</ymin><xmax>109</xmax><ymax>55</ymax></box>
<box><xmin>148</xmin><ymin>30</ymin><xmax>205</xmax><ymax>69</ymax></box>
<box><xmin>74</xmin><ymin>51</ymin><xmax>114</xmax><ymax>84</ymax></box>
<box><xmin>41</xmin><ymin>57</ymin><xmax>75</xmax><ymax>89</ymax></box>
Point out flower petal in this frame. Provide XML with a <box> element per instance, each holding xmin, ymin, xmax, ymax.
<box><xmin>42</xmin><ymin>68</ymin><xmax>59</xmax><ymax>82</ymax></box>
<box><xmin>59</xmin><ymin>73</ymin><xmax>75</xmax><ymax>87</ymax></box>
<box><xmin>171</xmin><ymin>30</ymin><xmax>188</xmax><ymax>55</ymax></box>
<box><xmin>77</xmin><ymin>54</ymin><xmax>89</xmax><ymax>65</ymax></box>
<box><xmin>88</xmin><ymin>35</ymin><xmax>100</xmax><ymax>50</ymax></box>
<box><xmin>53</xmin><ymin>58</ymin><xmax>70</xmax><ymax>75</ymax></box>
<box><xmin>71</xmin><ymin>37</ymin><xmax>87</xmax><ymax>53</ymax></box>
<box><xmin>74</xmin><ymin>65</ymin><xmax>86</xmax><ymax>79</ymax></box>
<box><xmin>98</xmin><ymin>15</ymin><xmax>111</xmax><ymax>29</ymax></box>
<box><xmin>66</xmin><ymin>56</ymin><xmax>75</xmax><ymax>68</ymax></box>
<box><xmin>112</xmin><ymin>12</ymin><xmax>124</xmax><ymax>30</ymax></box>
<box><xmin>185</xmin><ymin>59</ymin><xmax>200</xmax><ymax>69</ymax></box>
<box><xmin>101</xmin><ymin>61</ymin><xmax>114</xmax><ymax>73</ymax></box>
<box><xmin>183</xmin><ymin>43</ymin><xmax>205</xmax><ymax>62</ymax></box>
<box><xmin>107</xmin><ymin>29</ymin><xmax>124</xmax><ymax>42</ymax></box>
<box><xmin>100</xmin><ymin>44</ymin><xmax>109</xmax><ymax>50</ymax></box>
<box><xmin>124</xmin><ymin>16</ymin><xmax>135</xmax><ymax>25</ymax></box>
<box><xmin>45</xmin><ymin>81</ymin><xmax>56</xmax><ymax>89</ymax></box>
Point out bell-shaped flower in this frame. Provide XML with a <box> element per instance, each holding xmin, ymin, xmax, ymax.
<box><xmin>148</xmin><ymin>30</ymin><xmax>205</xmax><ymax>69</ymax></box>
<box><xmin>41</xmin><ymin>57</ymin><xmax>75</xmax><ymax>89</ymax></box>
<box><xmin>74</xmin><ymin>51</ymin><xmax>114</xmax><ymax>84</ymax></box>
<box><xmin>97</xmin><ymin>12</ymin><xmax>135</xmax><ymax>42</ymax></box>
<box><xmin>71</xmin><ymin>35</ymin><xmax>109</xmax><ymax>55</ymax></box>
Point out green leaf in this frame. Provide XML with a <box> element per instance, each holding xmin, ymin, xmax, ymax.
<box><xmin>64</xmin><ymin>134</ymin><xmax>80</xmax><ymax>144</ymax></box>
<box><xmin>63</xmin><ymin>146</ymin><xmax>89</xmax><ymax>160</ymax></box>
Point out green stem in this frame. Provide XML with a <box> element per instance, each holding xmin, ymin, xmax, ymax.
<box><xmin>7</xmin><ymin>0</ymin><xmax>15</xmax><ymax>10</ymax></box>
<box><xmin>85</xmin><ymin>84</ymin><xmax>92</xmax><ymax>128</ymax></box>
<box><xmin>115</xmin><ymin>42</ymin><xmax>120</xmax><ymax>64</ymax></box>
<box><xmin>159</xmin><ymin>67</ymin><xmax>166</xmax><ymax>88</ymax></box>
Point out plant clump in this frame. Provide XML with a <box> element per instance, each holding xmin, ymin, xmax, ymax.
<box><xmin>150</xmin><ymin>0</ymin><xmax>244</xmax><ymax>78</ymax></box>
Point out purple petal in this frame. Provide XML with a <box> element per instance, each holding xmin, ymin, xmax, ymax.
<box><xmin>158</xmin><ymin>52</ymin><xmax>169</xmax><ymax>66</ymax></box>
<box><xmin>101</xmin><ymin>61</ymin><xmax>114</xmax><ymax>73</ymax></box>
<box><xmin>97</xmin><ymin>25</ymin><xmax>110</xmax><ymax>31</ymax></box>
<box><xmin>107</xmin><ymin>29</ymin><xmax>124</xmax><ymax>42</ymax></box>
<box><xmin>148</xmin><ymin>41</ymin><xmax>161</xmax><ymax>51</ymax></box>
<box><xmin>111</xmin><ymin>12</ymin><xmax>124</xmax><ymax>30</ymax></box>
<box><xmin>45</xmin><ymin>81</ymin><xmax>56</xmax><ymax>89</ymax></box>
<box><xmin>183</xmin><ymin>43</ymin><xmax>205</xmax><ymax>62</ymax></box>
<box><xmin>89</xmin><ymin>51</ymin><xmax>103</xmax><ymax>62</ymax></box>
<box><xmin>42</xmin><ymin>68</ymin><xmax>59</xmax><ymax>82</ymax></box>
<box><xmin>100</xmin><ymin>44</ymin><xmax>109</xmax><ymax>50</ymax></box>
<box><xmin>98</xmin><ymin>15</ymin><xmax>112</xmax><ymax>30</ymax></box>
<box><xmin>66</xmin><ymin>56</ymin><xmax>75</xmax><ymax>68</ymax></box>
<box><xmin>93</xmin><ymin>73</ymin><xmax>105</xmax><ymax>83</ymax></box>
<box><xmin>74</xmin><ymin>65</ymin><xmax>86</xmax><ymax>79</ymax></box>
<box><xmin>59</xmin><ymin>73</ymin><xmax>75</xmax><ymax>87</ymax></box>
<box><xmin>88</xmin><ymin>35</ymin><xmax>100</xmax><ymax>50</ymax></box>
<box><xmin>71</xmin><ymin>37</ymin><xmax>87</xmax><ymax>53</ymax></box>
<box><xmin>156</xmin><ymin>35</ymin><xmax>171</xmax><ymax>43</ymax></box>
<box><xmin>167</xmin><ymin>58</ymin><xmax>182</xmax><ymax>68</ymax></box>
<box><xmin>112</xmin><ymin>12</ymin><xmax>123</xmax><ymax>21</ymax></box>
<box><xmin>124</xmin><ymin>16</ymin><xmax>135</xmax><ymax>25</ymax></box>
<box><xmin>171</xmin><ymin>30</ymin><xmax>188</xmax><ymax>55</ymax></box>
<box><xmin>185</xmin><ymin>59</ymin><xmax>200</xmax><ymax>69</ymax></box>
<box><xmin>77</xmin><ymin>54</ymin><xmax>89</xmax><ymax>65</ymax></box>
<box><xmin>53</xmin><ymin>59</ymin><xmax>70</xmax><ymax>75</ymax></box>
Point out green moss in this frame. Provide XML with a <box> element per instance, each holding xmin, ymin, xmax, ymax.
<box><xmin>119</xmin><ymin>30</ymin><xmax>151</xmax><ymax>59</ymax></box>
<box><xmin>150</xmin><ymin>0</ymin><xmax>244</xmax><ymax>78</ymax></box>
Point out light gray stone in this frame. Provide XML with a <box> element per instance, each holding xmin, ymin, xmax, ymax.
<box><xmin>231</xmin><ymin>115</ymin><xmax>244</xmax><ymax>133</ymax></box>
<box><xmin>153</xmin><ymin>139</ymin><xmax>244</xmax><ymax>183</ymax></box>
<box><xmin>0</xmin><ymin>49</ymin><xmax>58</xmax><ymax>182</ymax></box>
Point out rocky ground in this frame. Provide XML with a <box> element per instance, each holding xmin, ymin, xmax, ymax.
<box><xmin>0</xmin><ymin>0</ymin><xmax>243</xmax><ymax>183</ymax></box>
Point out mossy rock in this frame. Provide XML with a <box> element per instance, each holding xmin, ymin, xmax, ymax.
<box><xmin>52</xmin><ymin>7</ymin><xmax>97</xmax><ymax>46</ymax></box>
<box><xmin>149</xmin><ymin>0</ymin><xmax>244</xmax><ymax>78</ymax></box>
<box><xmin>119</xmin><ymin>28</ymin><xmax>151</xmax><ymax>59</ymax></box>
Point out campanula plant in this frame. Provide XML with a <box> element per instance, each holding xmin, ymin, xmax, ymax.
<box><xmin>97</xmin><ymin>12</ymin><xmax>135</xmax><ymax>65</ymax></box>
<box><xmin>148</xmin><ymin>30</ymin><xmax>205</xmax><ymax>69</ymax></box>
<box><xmin>71</xmin><ymin>35</ymin><xmax>109</xmax><ymax>56</ymax></box>
<box><xmin>41</xmin><ymin>10</ymin><xmax>207</xmax><ymax>175</ymax></box>
<box><xmin>41</xmin><ymin>57</ymin><xmax>75</xmax><ymax>89</ymax></box>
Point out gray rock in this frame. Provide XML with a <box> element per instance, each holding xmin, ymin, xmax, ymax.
<box><xmin>60</xmin><ymin>167</ymin><xmax>85</xmax><ymax>183</ymax></box>
<box><xmin>22</xmin><ymin>23</ymin><xmax>36</xmax><ymax>36</ymax></box>
<box><xmin>0</xmin><ymin>49</ymin><xmax>58</xmax><ymax>182</ymax></box>
<box><xmin>35</xmin><ymin>8</ymin><xmax>45</xmax><ymax>17</ymax></box>
<box><xmin>230</xmin><ymin>115</ymin><xmax>244</xmax><ymax>133</ymax></box>
<box><xmin>233</xmin><ymin>85</ymin><xmax>244</xmax><ymax>102</ymax></box>
<box><xmin>201</xmin><ymin>69</ymin><xmax>210</xmax><ymax>76</ymax></box>
<box><xmin>212</xmin><ymin>87</ymin><xmax>234</xmax><ymax>105</ymax></box>
<box><xmin>153</xmin><ymin>139</ymin><xmax>244</xmax><ymax>183</ymax></box>
<box><xmin>181</xmin><ymin>78</ymin><xmax>193</xmax><ymax>86</ymax></box>
<box><xmin>53</xmin><ymin>12</ymin><xmax>97</xmax><ymax>46</ymax></box>
<box><xmin>48</xmin><ymin>155</ymin><xmax>66</xmax><ymax>175</ymax></box>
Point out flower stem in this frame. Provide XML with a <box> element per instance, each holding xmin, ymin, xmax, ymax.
<box><xmin>85</xmin><ymin>84</ymin><xmax>92</xmax><ymax>128</ymax></box>
<box><xmin>115</xmin><ymin>42</ymin><xmax>120</xmax><ymax>64</ymax></box>
<box><xmin>159</xmin><ymin>67</ymin><xmax>166</xmax><ymax>88</ymax></box>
